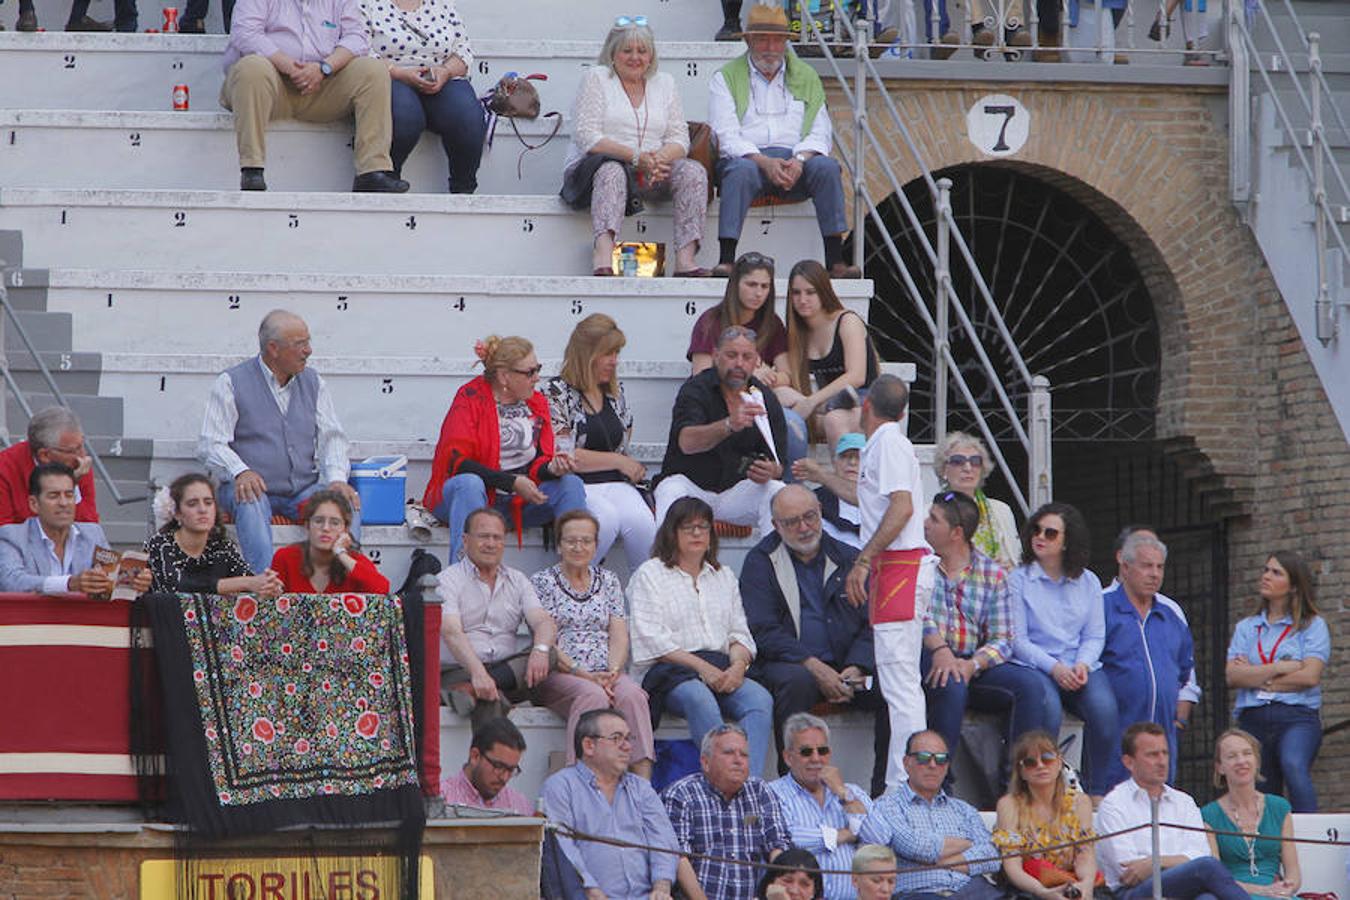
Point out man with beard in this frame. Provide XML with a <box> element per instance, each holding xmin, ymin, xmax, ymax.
<box><xmin>654</xmin><ymin>326</ymin><xmax>787</xmax><ymax>536</ymax></box>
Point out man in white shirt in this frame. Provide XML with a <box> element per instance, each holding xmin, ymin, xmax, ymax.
<box><xmin>845</xmin><ymin>374</ymin><xmax>931</xmax><ymax>789</ymax></box>
<box><xmin>1095</xmin><ymin>722</ymin><xmax>1248</xmax><ymax>900</ymax></box>
<box><xmin>197</xmin><ymin>309</ymin><xmax>361</xmax><ymax>574</ymax></box>
<box><xmin>706</xmin><ymin>3</ymin><xmax>859</xmax><ymax>279</ymax></box>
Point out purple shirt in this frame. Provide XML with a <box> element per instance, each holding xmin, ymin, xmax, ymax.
<box><xmin>223</xmin><ymin>0</ymin><xmax>369</xmax><ymax>71</ymax></box>
<box><xmin>439</xmin><ymin>768</ymin><xmax>533</xmax><ymax>816</ymax></box>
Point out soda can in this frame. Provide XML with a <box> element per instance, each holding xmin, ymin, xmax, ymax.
<box><xmin>162</xmin><ymin>6</ymin><xmax>179</xmax><ymax>31</ymax></box>
<box><xmin>172</xmin><ymin>84</ymin><xmax>190</xmax><ymax>110</ymax></box>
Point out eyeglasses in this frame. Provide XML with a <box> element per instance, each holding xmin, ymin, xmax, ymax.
<box><xmin>1032</xmin><ymin>524</ymin><xmax>1062</xmax><ymax>540</ymax></box>
<box><xmin>945</xmin><ymin>454</ymin><xmax>983</xmax><ymax>469</ymax></box>
<box><xmin>48</xmin><ymin>443</ymin><xmax>85</xmax><ymax>456</ymax></box>
<box><xmin>907</xmin><ymin>751</ymin><xmax>950</xmax><ymax>766</ymax></box>
<box><xmin>592</xmin><ymin>731</ymin><xmax>634</xmax><ymax>746</ymax></box>
<box><xmin>613</xmin><ymin>15</ymin><xmax>647</xmax><ymax>26</ymax></box>
<box><xmin>774</xmin><ymin>509</ymin><xmax>820</xmax><ymax>530</ymax></box>
<box><xmin>737</xmin><ymin>251</ymin><xmax>775</xmax><ymax>269</ymax></box>
<box><xmin>678</xmin><ymin>522</ymin><xmax>711</xmax><ymax>535</ymax></box>
<box><xmin>481</xmin><ymin>753</ymin><xmax>522</xmax><ymax>776</ymax></box>
<box><xmin>560</xmin><ymin>536</ymin><xmax>597</xmax><ymax>548</ymax></box>
<box><xmin>510</xmin><ymin>365</ymin><xmax>542</xmax><ymax>378</ymax></box>
<box><xmin>1019</xmin><ymin>750</ymin><xmax>1060</xmax><ymax>769</ymax></box>
<box><xmin>796</xmin><ymin>745</ymin><xmax>831</xmax><ymax>757</ymax></box>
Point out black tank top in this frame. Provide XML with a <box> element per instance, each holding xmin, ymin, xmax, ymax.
<box><xmin>809</xmin><ymin>311</ymin><xmax>879</xmax><ymax>388</ymax></box>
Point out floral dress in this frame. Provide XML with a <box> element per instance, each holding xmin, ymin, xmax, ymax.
<box><xmin>992</xmin><ymin>786</ymin><xmax>1096</xmax><ymax>877</ymax></box>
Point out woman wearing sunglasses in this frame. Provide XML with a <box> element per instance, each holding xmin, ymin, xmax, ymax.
<box><xmin>935</xmin><ymin>430</ymin><xmax>1019</xmax><ymax>570</ymax></box>
<box><xmin>422</xmin><ymin>334</ymin><xmax>587</xmax><ymax>562</ymax></box>
<box><xmin>1008</xmin><ymin>503</ymin><xmax>1120</xmax><ymax>800</ymax></box>
<box><xmin>992</xmin><ymin>730</ymin><xmax>1099</xmax><ymax>900</ymax></box>
<box><xmin>561</xmin><ymin>15</ymin><xmax>710</xmax><ymax>277</ymax></box>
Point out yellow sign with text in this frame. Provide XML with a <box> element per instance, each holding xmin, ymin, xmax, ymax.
<box><xmin>140</xmin><ymin>855</ymin><xmax>433</xmax><ymax>899</ymax></box>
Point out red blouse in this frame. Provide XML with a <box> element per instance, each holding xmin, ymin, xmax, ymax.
<box><xmin>270</xmin><ymin>544</ymin><xmax>391</xmax><ymax>594</ymax></box>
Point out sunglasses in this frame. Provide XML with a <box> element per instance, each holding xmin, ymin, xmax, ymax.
<box><xmin>796</xmin><ymin>745</ymin><xmax>831</xmax><ymax>757</ymax></box>
<box><xmin>945</xmin><ymin>454</ymin><xmax>983</xmax><ymax>469</ymax></box>
<box><xmin>1019</xmin><ymin>750</ymin><xmax>1060</xmax><ymax>769</ymax></box>
<box><xmin>737</xmin><ymin>251</ymin><xmax>775</xmax><ymax>268</ymax></box>
<box><xmin>1032</xmin><ymin>524</ymin><xmax>1062</xmax><ymax>540</ymax></box>
<box><xmin>907</xmin><ymin>751</ymin><xmax>950</xmax><ymax>766</ymax></box>
<box><xmin>614</xmin><ymin>15</ymin><xmax>648</xmax><ymax>26</ymax></box>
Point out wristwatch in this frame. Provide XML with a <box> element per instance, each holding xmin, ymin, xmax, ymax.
<box><xmin>319</xmin><ymin>60</ymin><xmax>333</xmax><ymax>77</ymax></box>
<box><xmin>532</xmin><ymin>643</ymin><xmax>551</xmax><ymax>654</ymax></box>
<box><xmin>794</xmin><ymin>152</ymin><xmax>808</xmax><ymax>163</ymax></box>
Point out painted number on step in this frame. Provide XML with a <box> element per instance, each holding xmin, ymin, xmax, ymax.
<box><xmin>109</xmin><ymin>440</ymin><xmax>122</xmax><ymax>456</ymax></box>
<box><xmin>571</xmin><ymin>299</ymin><xmax>583</xmax><ymax>315</ymax></box>
<box><xmin>686</xmin><ymin>61</ymin><xmax>698</xmax><ymax>77</ymax></box>
<box><xmin>368</xmin><ymin>548</ymin><xmax>382</xmax><ymax>565</ymax></box>
<box><xmin>60</xmin><ymin>210</ymin><xmax>68</xmax><ymax>225</ymax></box>
<box><xmin>685</xmin><ymin>300</ymin><xmax>697</xmax><ymax>316</ymax></box>
<box><xmin>7</xmin><ymin>130</ymin><xmax>14</xmax><ymax>145</ymax></box>
<box><xmin>107</xmin><ymin>293</ymin><xmax>114</xmax><ymax>307</ymax></box>
<box><xmin>63</xmin><ymin>54</ymin><xmax>76</xmax><ymax>69</ymax></box>
<box><xmin>227</xmin><ymin>294</ymin><xmax>241</xmax><ymax>309</ymax></box>
<box><xmin>635</xmin><ymin>219</ymin><xmax>647</xmax><ymax>234</ymax></box>
<box><xmin>287</xmin><ymin>214</ymin><xmax>300</xmax><ymax>228</ymax></box>
<box><xmin>7</xmin><ymin>270</ymin><xmax>20</xmax><ymax>287</ymax></box>
<box><xmin>477</xmin><ymin>60</ymin><xmax>489</xmax><ymax>76</ymax></box>
<box><xmin>451</xmin><ymin>296</ymin><xmax>466</xmax><ymax>311</ymax></box>
<box><xmin>59</xmin><ymin>354</ymin><xmax>72</xmax><ymax>371</ymax></box>
<box><xmin>760</xmin><ymin>219</ymin><xmax>772</xmax><ymax>235</ymax></box>
<box><xmin>967</xmin><ymin>94</ymin><xmax>1029</xmax><ymax>157</ymax></box>
<box><xmin>1329</xmin><ymin>828</ymin><xmax>1341</xmax><ymax>842</ymax></box>
<box><xmin>405</xmin><ymin>215</ymin><xmax>417</xmax><ymax>230</ymax></box>
<box><xmin>159</xmin><ymin>376</ymin><xmax>167</xmax><ymax>391</ymax></box>
<box><xmin>380</xmin><ymin>378</ymin><xmax>394</xmax><ymax>394</ymax></box>
<box><xmin>171</xmin><ymin>58</ymin><xmax>184</xmax><ymax>70</ymax></box>
<box><xmin>522</xmin><ymin>218</ymin><xmax>535</xmax><ymax>233</ymax></box>
<box><xmin>173</xmin><ymin>211</ymin><xmax>187</xmax><ymax>227</ymax></box>
<box><xmin>130</xmin><ymin>132</ymin><xmax>142</xmax><ymax>147</ymax></box>
<box><xmin>336</xmin><ymin>295</ymin><xmax>348</xmax><ymax>310</ymax></box>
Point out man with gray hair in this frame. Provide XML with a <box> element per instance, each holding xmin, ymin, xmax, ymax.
<box><xmin>663</xmin><ymin>723</ymin><xmax>790</xmax><ymax>900</ymax></box>
<box><xmin>1100</xmin><ymin>531</ymin><xmax>1194</xmax><ymax>787</ymax></box>
<box><xmin>0</xmin><ymin>406</ymin><xmax>98</xmax><ymax>526</ymax></box>
<box><xmin>198</xmin><ymin>309</ymin><xmax>361</xmax><ymax>573</ymax></box>
<box><xmin>655</xmin><ymin>326</ymin><xmax>787</xmax><ymax>536</ymax></box>
<box><xmin>767</xmin><ymin>712</ymin><xmax>873</xmax><ymax>900</ymax></box>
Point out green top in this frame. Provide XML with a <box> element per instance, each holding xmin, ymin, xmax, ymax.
<box><xmin>1200</xmin><ymin>794</ymin><xmax>1290</xmax><ymax>897</ymax></box>
<box><xmin>718</xmin><ymin>51</ymin><xmax>825</xmax><ymax>139</ymax></box>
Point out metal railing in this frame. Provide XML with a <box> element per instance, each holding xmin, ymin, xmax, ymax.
<box><xmin>802</xmin><ymin>1</ymin><xmax>1053</xmax><ymax>514</ymax></box>
<box><xmin>1230</xmin><ymin>1</ymin><xmax>1349</xmax><ymax>344</ymax></box>
<box><xmin>0</xmin><ymin>272</ymin><xmax>146</xmax><ymax>506</ymax></box>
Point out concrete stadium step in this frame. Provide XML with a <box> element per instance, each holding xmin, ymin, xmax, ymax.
<box><xmin>0</xmin><ymin>108</ymin><xmax>572</xmax><ymax>195</ymax></box>
<box><xmin>0</xmin><ymin>33</ymin><xmax>739</xmax><ymax>116</ymax></box>
<box><xmin>4</xmin><ymin>391</ymin><xmax>123</xmax><ymax>438</ymax></box>
<box><xmin>0</xmin><ymin>189</ymin><xmax>826</xmax><ymax>275</ymax></box>
<box><xmin>11</xmin><ymin>0</ymin><xmax>728</xmax><ymax>43</ymax></box>
<box><xmin>38</xmin><ymin>268</ymin><xmax>873</xmax><ymax>357</ymax></box>
<box><xmin>2</xmin><ymin>308</ymin><xmax>71</xmax><ymax>351</ymax></box>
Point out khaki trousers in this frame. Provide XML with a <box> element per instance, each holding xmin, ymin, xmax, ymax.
<box><xmin>221</xmin><ymin>54</ymin><xmax>393</xmax><ymax>174</ymax></box>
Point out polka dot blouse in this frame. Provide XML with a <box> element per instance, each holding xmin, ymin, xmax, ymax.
<box><xmin>359</xmin><ymin>0</ymin><xmax>474</xmax><ymax>71</ymax></box>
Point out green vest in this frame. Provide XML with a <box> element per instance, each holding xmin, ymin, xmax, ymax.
<box><xmin>719</xmin><ymin>52</ymin><xmax>826</xmax><ymax>139</ymax></box>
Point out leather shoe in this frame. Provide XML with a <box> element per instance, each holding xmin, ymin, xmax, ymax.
<box><xmin>240</xmin><ymin>168</ymin><xmax>267</xmax><ymax>191</ymax></box>
<box><xmin>711</xmin><ymin>262</ymin><xmax>735</xmax><ymax>277</ymax></box>
<box><xmin>66</xmin><ymin>14</ymin><xmax>113</xmax><ymax>30</ymax></box>
<box><xmin>674</xmin><ymin>267</ymin><xmax>713</xmax><ymax>278</ymax></box>
<box><xmin>352</xmin><ymin>170</ymin><xmax>410</xmax><ymax>193</ymax></box>
<box><xmin>829</xmin><ymin>262</ymin><xmax>863</xmax><ymax>279</ymax></box>
<box><xmin>714</xmin><ymin>21</ymin><xmax>739</xmax><ymax>41</ymax></box>
<box><xmin>16</xmin><ymin>10</ymin><xmax>38</xmax><ymax>30</ymax></box>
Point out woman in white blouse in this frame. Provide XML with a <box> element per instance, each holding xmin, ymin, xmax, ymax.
<box><xmin>627</xmin><ymin>496</ymin><xmax>773</xmax><ymax>773</ymax></box>
<box><xmin>359</xmin><ymin>0</ymin><xmax>486</xmax><ymax>192</ymax></box>
<box><xmin>561</xmin><ymin>17</ymin><xmax>710</xmax><ymax>277</ymax></box>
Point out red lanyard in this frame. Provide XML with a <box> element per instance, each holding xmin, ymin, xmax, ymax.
<box><xmin>1256</xmin><ymin>623</ymin><xmax>1293</xmax><ymax>665</ymax></box>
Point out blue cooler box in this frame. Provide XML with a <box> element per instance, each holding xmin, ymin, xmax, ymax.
<box><xmin>349</xmin><ymin>455</ymin><xmax>407</xmax><ymax>525</ymax></box>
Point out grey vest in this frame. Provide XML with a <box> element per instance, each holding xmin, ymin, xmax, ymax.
<box><xmin>226</xmin><ymin>357</ymin><xmax>320</xmax><ymax>497</ymax></box>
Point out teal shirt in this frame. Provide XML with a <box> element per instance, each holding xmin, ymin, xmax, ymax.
<box><xmin>1200</xmin><ymin>794</ymin><xmax>1291</xmax><ymax>896</ymax></box>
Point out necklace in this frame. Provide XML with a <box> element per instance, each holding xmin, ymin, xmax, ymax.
<box><xmin>1224</xmin><ymin>794</ymin><xmax>1264</xmax><ymax>877</ymax></box>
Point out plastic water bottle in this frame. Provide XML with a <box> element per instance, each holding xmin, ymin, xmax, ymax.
<box><xmin>620</xmin><ymin>244</ymin><xmax>638</xmax><ymax>277</ymax></box>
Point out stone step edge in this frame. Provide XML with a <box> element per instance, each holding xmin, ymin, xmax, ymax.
<box><xmin>1</xmin><ymin>108</ymin><xmax>567</xmax><ymax>137</ymax></box>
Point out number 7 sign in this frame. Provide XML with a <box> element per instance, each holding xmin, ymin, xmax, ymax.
<box><xmin>966</xmin><ymin>94</ymin><xmax>1030</xmax><ymax>157</ymax></box>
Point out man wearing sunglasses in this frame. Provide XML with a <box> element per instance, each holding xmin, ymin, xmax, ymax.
<box><xmin>439</xmin><ymin>716</ymin><xmax>533</xmax><ymax>815</ymax></box>
<box><xmin>859</xmin><ymin>730</ymin><xmax>1003</xmax><ymax>900</ymax></box>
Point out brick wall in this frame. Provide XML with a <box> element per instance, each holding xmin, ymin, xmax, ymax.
<box><xmin>842</xmin><ymin>79</ymin><xmax>1350</xmax><ymax>807</ymax></box>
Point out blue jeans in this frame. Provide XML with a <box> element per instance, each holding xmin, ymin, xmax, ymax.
<box><xmin>389</xmin><ymin>78</ymin><xmax>487</xmax><ymax>193</ymax></box>
<box><xmin>1036</xmin><ymin>667</ymin><xmax>1121</xmax><ymax>796</ymax></box>
<box><xmin>665</xmin><ymin>677</ymin><xmax>773</xmax><ymax>777</ymax></box>
<box><xmin>435</xmin><ymin>472</ymin><xmax>587</xmax><ymax>562</ymax></box>
<box><xmin>715</xmin><ymin>147</ymin><xmax>848</xmax><ymax>243</ymax></box>
<box><xmin>1238</xmin><ymin>702</ymin><xmax>1322</xmax><ymax>812</ymax></box>
<box><xmin>1118</xmin><ymin>856</ymin><xmax>1250</xmax><ymax>900</ymax></box>
<box><xmin>218</xmin><ymin>478</ymin><xmax>362</xmax><ymax>575</ymax></box>
<box><xmin>918</xmin><ymin>0</ymin><xmax>950</xmax><ymax>40</ymax></box>
<box><xmin>921</xmin><ymin>651</ymin><xmax>1057</xmax><ymax>773</ymax></box>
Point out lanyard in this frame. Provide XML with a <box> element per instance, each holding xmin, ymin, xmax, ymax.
<box><xmin>1256</xmin><ymin>623</ymin><xmax>1293</xmax><ymax>665</ymax></box>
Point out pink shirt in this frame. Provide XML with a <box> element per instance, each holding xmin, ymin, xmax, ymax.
<box><xmin>439</xmin><ymin>768</ymin><xmax>533</xmax><ymax>816</ymax></box>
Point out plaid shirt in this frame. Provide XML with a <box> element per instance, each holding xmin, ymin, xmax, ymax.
<box><xmin>922</xmin><ymin>548</ymin><xmax>1013</xmax><ymax>669</ymax></box>
<box><xmin>858</xmin><ymin>783</ymin><xmax>999</xmax><ymax>895</ymax></box>
<box><xmin>662</xmin><ymin>773</ymin><xmax>791</xmax><ymax>900</ymax></box>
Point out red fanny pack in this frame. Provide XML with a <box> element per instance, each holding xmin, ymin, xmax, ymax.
<box><xmin>869</xmin><ymin>548</ymin><xmax>929</xmax><ymax>625</ymax></box>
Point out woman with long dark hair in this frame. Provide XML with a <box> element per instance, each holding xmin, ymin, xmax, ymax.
<box><xmin>270</xmin><ymin>489</ymin><xmax>389</xmax><ymax>594</ymax></box>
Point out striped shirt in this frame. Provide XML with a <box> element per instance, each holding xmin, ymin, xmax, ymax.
<box><xmin>923</xmin><ymin>548</ymin><xmax>1013</xmax><ymax>669</ymax></box>
<box><xmin>439</xmin><ymin>768</ymin><xmax>532</xmax><ymax>816</ymax></box>
<box><xmin>858</xmin><ymin>783</ymin><xmax>999</xmax><ymax>895</ymax></box>
<box><xmin>767</xmin><ymin>775</ymin><xmax>873</xmax><ymax>900</ymax></box>
<box><xmin>662</xmin><ymin>773</ymin><xmax>791</xmax><ymax>900</ymax></box>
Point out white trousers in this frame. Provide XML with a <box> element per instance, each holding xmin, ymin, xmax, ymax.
<box><xmin>873</xmin><ymin>554</ymin><xmax>936</xmax><ymax>790</ymax></box>
<box><xmin>653</xmin><ymin>474</ymin><xmax>784</xmax><ymax>537</ymax></box>
<box><xmin>585</xmin><ymin>480</ymin><xmax>657</xmax><ymax>573</ymax></box>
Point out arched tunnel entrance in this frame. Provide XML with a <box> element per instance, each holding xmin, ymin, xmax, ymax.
<box><xmin>849</xmin><ymin>163</ymin><xmax>1231</xmax><ymax>794</ymax></box>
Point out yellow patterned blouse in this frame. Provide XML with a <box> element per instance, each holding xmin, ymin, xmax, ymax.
<box><xmin>991</xmin><ymin>787</ymin><xmax>1096</xmax><ymax>872</ymax></box>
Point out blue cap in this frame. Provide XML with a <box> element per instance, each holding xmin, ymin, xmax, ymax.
<box><xmin>834</xmin><ymin>433</ymin><xmax>865</xmax><ymax>455</ymax></box>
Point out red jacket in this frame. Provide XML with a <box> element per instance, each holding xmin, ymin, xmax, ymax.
<box><xmin>270</xmin><ymin>544</ymin><xmax>391</xmax><ymax>594</ymax></box>
<box><xmin>0</xmin><ymin>441</ymin><xmax>99</xmax><ymax>526</ymax></box>
<box><xmin>421</xmin><ymin>376</ymin><xmax>556</xmax><ymax>539</ymax></box>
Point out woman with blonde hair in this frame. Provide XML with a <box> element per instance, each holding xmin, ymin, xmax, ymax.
<box><xmin>1201</xmin><ymin>728</ymin><xmax>1301</xmax><ymax>898</ymax></box>
<box><xmin>773</xmin><ymin>259</ymin><xmax>879</xmax><ymax>450</ymax></box>
<box><xmin>935</xmin><ymin>430</ymin><xmax>1020</xmax><ymax>570</ymax></box>
<box><xmin>543</xmin><ymin>314</ymin><xmax>656</xmax><ymax>569</ymax></box>
<box><xmin>992</xmin><ymin>729</ymin><xmax>1098</xmax><ymax>900</ymax></box>
<box><xmin>422</xmin><ymin>334</ymin><xmax>587</xmax><ymax>561</ymax></box>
